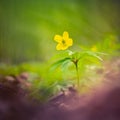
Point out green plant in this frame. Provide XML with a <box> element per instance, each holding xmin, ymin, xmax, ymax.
<box><xmin>52</xmin><ymin>31</ymin><xmax>104</xmax><ymax>90</ymax></box>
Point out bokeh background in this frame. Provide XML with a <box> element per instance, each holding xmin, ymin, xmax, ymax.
<box><xmin>0</xmin><ymin>0</ymin><xmax>120</xmax><ymax>64</ymax></box>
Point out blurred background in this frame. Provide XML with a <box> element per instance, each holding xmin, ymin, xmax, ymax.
<box><xmin>0</xmin><ymin>0</ymin><xmax>120</xmax><ymax>101</ymax></box>
<box><xmin>0</xmin><ymin>0</ymin><xmax>120</xmax><ymax>64</ymax></box>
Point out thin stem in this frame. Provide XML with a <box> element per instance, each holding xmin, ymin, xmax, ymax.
<box><xmin>74</xmin><ymin>62</ymin><xmax>80</xmax><ymax>89</ymax></box>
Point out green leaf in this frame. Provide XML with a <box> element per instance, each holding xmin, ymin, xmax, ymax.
<box><xmin>71</xmin><ymin>52</ymin><xmax>84</xmax><ymax>60</ymax></box>
<box><xmin>61</xmin><ymin>58</ymin><xmax>72</xmax><ymax>70</ymax></box>
<box><xmin>94</xmin><ymin>51</ymin><xmax>108</xmax><ymax>55</ymax></box>
<box><xmin>50</xmin><ymin>58</ymin><xmax>71</xmax><ymax>71</ymax></box>
<box><xmin>83</xmin><ymin>51</ymin><xmax>103</xmax><ymax>61</ymax></box>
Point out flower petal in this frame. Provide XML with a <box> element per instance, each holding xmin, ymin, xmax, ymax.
<box><xmin>56</xmin><ymin>43</ymin><xmax>68</xmax><ymax>50</ymax></box>
<box><xmin>63</xmin><ymin>31</ymin><xmax>69</xmax><ymax>40</ymax></box>
<box><xmin>66</xmin><ymin>38</ymin><xmax>73</xmax><ymax>46</ymax></box>
<box><xmin>56</xmin><ymin>44</ymin><xmax>62</xmax><ymax>50</ymax></box>
<box><xmin>61</xmin><ymin>45</ymin><xmax>68</xmax><ymax>50</ymax></box>
<box><xmin>54</xmin><ymin>35</ymin><xmax>62</xmax><ymax>43</ymax></box>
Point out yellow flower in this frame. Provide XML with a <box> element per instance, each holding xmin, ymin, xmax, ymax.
<box><xmin>91</xmin><ymin>45</ymin><xmax>97</xmax><ymax>52</ymax></box>
<box><xmin>54</xmin><ymin>31</ymin><xmax>73</xmax><ymax>50</ymax></box>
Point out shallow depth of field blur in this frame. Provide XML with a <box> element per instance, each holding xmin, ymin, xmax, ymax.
<box><xmin>0</xmin><ymin>0</ymin><xmax>120</xmax><ymax>100</ymax></box>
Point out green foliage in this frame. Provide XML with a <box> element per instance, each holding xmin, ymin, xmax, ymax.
<box><xmin>50</xmin><ymin>58</ymin><xmax>71</xmax><ymax>71</ymax></box>
<box><xmin>51</xmin><ymin>49</ymin><xmax>104</xmax><ymax>90</ymax></box>
<box><xmin>100</xmin><ymin>35</ymin><xmax>120</xmax><ymax>56</ymax></box>
<box><xmin>51</xmin><ymin>50</ymin><xmax>103</xmax><ymax>69</ymax></box>
<box><xmin>0</xmin><ymin>64</ymin><xmax>20</xmax><ymax>76</ymax></box>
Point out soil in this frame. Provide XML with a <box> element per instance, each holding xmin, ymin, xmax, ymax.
<box><xmin>0</xmin><ymin>58</ymin><xmax>120</xmax><ymax>120</ymax></box>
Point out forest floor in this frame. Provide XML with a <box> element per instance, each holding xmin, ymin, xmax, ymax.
<box><xmin>0</xmin><ymin>58</ymin><xmax>120</xmax><ymax>120</ymax></box>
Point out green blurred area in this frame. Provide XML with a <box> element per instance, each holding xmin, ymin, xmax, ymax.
<box><xmin>0</xmin><ymin>0</ymin><xmax>120</xmax><ymax>63</ymax></box>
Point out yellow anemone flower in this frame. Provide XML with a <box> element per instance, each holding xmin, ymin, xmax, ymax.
<box><xmin>91</xmin><ymin>45</ymin><xmax>97</xmax><ymax>52</ymax></box>
<box><xmin>54</xmin><ymin>31</ymin><xmax>73</xmax><ymax>50</ymax></box>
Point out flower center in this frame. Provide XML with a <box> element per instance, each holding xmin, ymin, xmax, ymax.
<box><xmin>62</xmin><ymin>40</ymin><xmax>66</xmax><ymax>44</ymax></box>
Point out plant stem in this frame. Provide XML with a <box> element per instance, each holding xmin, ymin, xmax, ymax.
<box><xmin>75</xmin><ymin>62</ymin><xmax>80</xmax><ymax>89</ymax></box>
